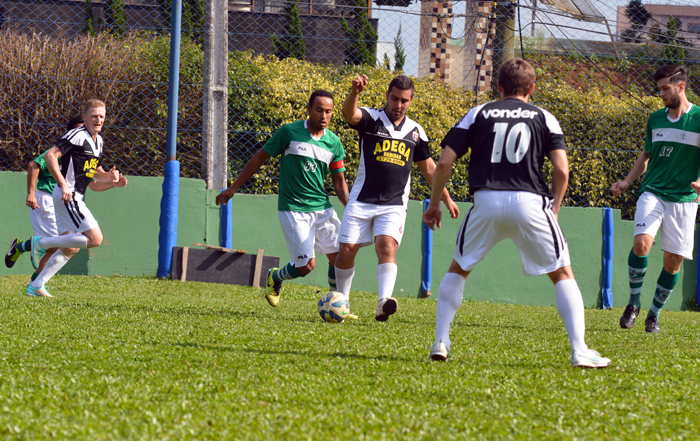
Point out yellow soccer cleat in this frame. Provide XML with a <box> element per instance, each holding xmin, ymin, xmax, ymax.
<box><xmin>264</xmin><ymin>267</ymin><xmax>282</xmax><ymax>307</ymax></box>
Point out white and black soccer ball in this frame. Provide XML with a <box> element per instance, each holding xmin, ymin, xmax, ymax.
<box><xmin>318</xmin><ymin>291</ymin><xmax>350</xmax><ymax>323</ymax></box>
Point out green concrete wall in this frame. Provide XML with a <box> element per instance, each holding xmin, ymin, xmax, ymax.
<box><xmin>1</xmin><ymin>171</ymin><xmax>697</xmax><ymax>310</ymax></box>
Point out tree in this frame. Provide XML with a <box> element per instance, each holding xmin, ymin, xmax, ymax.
<box><xmin>622</xmin><ymin>0</ymin><xmax>651</xmax><ymax>43</ymax></box>
<box><xmin>102</xmin><ymin>0</ymin><xmax>127</xmax><ymax>36</ymax></box>
<box><xmin>393</xmin><ymin>23</ymin><xmax>406</xmax><ymax>72</ymax></box>
<box><xmin>271</xmin><ymin>0</ymin><xmax>306</xmax><ymax>61</ymax></box>
<box><xmin>661</xmin><ymin>16</ymin><xmax>688</xmax><ymax>65</ymax></box>
<box><xmin>341</xmin><ymin>0</ymin><xmax>378</xmax><ymax>66</ymax></box>
<box><xmin>382</xmin><ymin>53</ymin><xmax>391</xmax><ymax>70</ymax></box>
<box><xmin>83</xmin><ymin>0</ymin><xmax>96</xmax><ymax>36</ymax></box>
<box><xmin>648</xmin><ymin>21</ymin><xmax>665</xmax><ymax>44</ymax></box>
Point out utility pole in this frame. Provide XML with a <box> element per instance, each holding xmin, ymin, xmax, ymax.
<box><xmin>492</xmin><ymin>0</ymin><xmax>515</xmax><ymax>92</ymax></box>
<box><xmin>202</xmin><ymin>0</ymin><xmax>229</xmax><ymax>191</ymax></box>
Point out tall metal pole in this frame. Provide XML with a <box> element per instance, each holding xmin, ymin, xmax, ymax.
<box><xmin>157</xmin><ymin>0</ymin><xmax>183</xmax><ymax>279</ymax></box>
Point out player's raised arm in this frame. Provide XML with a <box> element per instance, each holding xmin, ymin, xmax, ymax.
<box><xmin>611</xmin><ymin>150</ymin><xmax>651</xmax><ymax>197</ymax></box>
<box><xmin>216</xmin><ymin>148</ymin><xmax>271</xmax><ymax>206</ymax></box>
<box><xmin>416</xmin><ymin>157</ymin><xmax>459</xmax><ymax>219</ymax></box>
<box><xmin>423</xmin><ymin>146</ymin><xmax>459</xmax><ymax>230</ymax></box>
<box><xmin>342</xmin><ymin>75</ymin><xmax>368</xmax><ymax>126</ymax></box>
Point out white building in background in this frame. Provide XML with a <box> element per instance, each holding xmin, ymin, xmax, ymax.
<box><xmin>615</xmin><ymin>4</ymin><xmax>700</xmax><ymax>48</ymax></box>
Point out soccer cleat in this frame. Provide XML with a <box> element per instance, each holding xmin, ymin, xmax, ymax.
<box><xmin>25</xmin><ymin>283</ymin><xmax>52</xmax><ymax>298</ymax></box>
<box><xmin>264</xmin><ymin>267</ymin><xmax>282</xmax><ymax>307</ymax></box>
<box><xmin>430</xmin><ymin>339</ymin><xmax>450</xmax><ymax>362</ymax></box>
<box><xmin>5</xmin><ymin>238</ymin><xmax>22</xmax><ymax>269</ymax></box>
<box><xmin>619</xmin><ymin>304</ymin><xmax>641</xmax><ymax>329</ymax></box>
<box><xmin>375</xmin><ymin>297</ymin><xmax>398</xmax><ymax>322</ymax></box>
<box><xmin>645</xmin><ymin>315</ymin><xmax>661</xmax><ymax>333</ymax></box>
<box><xmin>571</xmin><ymin>349</ymin><xmax>611</xmax><ymax>368</ymax></box>
<box><xmin>29</xmin><ymin>236</ymin><xmax>46</xmax><ymax>270</ymax></box>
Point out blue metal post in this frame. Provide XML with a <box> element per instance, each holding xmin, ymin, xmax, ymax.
<box><xmin>601</xmin><ymin>207</ymin><xmax>614</xmax><ymax>309</ymax></box>
<box><xmin>420</xmin><ymin>199</ymin><xmax>433</xmax><ymax>298</ymax></box>
<box><xmin>156</xmin><ymin>0</ymin><xmax>183</xmax><ymax>279</ymax></box>
<box><xmin>221</xmin><ymin>191</ymin><xmax>233</xmax><ymax>249</ymax></box>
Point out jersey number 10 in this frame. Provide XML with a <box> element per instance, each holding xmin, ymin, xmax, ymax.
<box><xmin>490</xmin><ymin>122</ymin><xmax>532</xmax><ymax>164</ymax></box>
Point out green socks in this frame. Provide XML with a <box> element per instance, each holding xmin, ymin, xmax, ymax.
<box><xmin>272</xmin><ymin>262</ymin><xmax>302</xmax><ymax>283</ymax></box>
<box><xmin>19</xmin><ymin>239</ymin><xmax>32</xmax><ymax>253</ymax></box>
<box><xmin>648</xmin><ymin>268</ymin><xmax>679</xmax><ymax>319</ymax></box>
<box><xmin>628</xmin><ymin>250</ymin><xmax>648</xmax><ymax>308</ymax></box>
<box><xmin>328</xmin><ymin>264</ymin><xmax>337</xmax><ymax>290</ymax></box>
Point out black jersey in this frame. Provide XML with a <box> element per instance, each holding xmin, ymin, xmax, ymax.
<box><xmin>349</xmin><ymin>107</ymin><xmax>431</xmax><ymax>207</ymax></box>
<box><xmin>56</xmin><ymin>126</ymin><xmax>104</xmax><ymax>195</ymax></box>
<box><xmin>441</xmin><ymin>98</ymin><xmax>566</xmax><ymax>198</ymax></box>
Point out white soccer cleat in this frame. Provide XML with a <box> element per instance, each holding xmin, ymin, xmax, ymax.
<box><xmin>375</xmin><ymin>297</ymin><xmax>398</xmax><ymax>322</ymax></box>
<box><xmin>430</xmin><ymin>339</ymin><xmax>450</xmax><ymax>361</ymax></box>
<box><xmin>571</xmin><ymin>349</ymin><xmax>611</xmax><ymax>368</ymax></box>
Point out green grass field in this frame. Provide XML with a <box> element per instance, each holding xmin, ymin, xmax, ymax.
<box><xmin>1</xmin><ymin>274</ymin><xmax>700</xmax><ymax>440</ymax></box>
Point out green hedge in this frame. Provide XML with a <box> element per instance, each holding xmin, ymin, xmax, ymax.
<box><xmin>2</xmin><ymin>32</ymin><xmax>688</xmax><ymax>219</ymax></box>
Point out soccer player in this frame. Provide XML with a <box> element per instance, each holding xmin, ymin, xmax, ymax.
<box><xmin>611</xmin><ymin>65</ymin><xmax>700</xmax><ymax>333</ymax></box>
<box><xmin>423</xmin><ymin>59</ymin><xmax>611</xmax><ymax>368</ymax></box>
<box><xmin>5</xmin><ymin>116</ymin><xmax>85</xmax><ymax>276</ymax></box>
<box><xmin>16</xmin><ymin>99</ymin><xmax>125</xmax><ymax>297</ymax></box>
<box><xmin>334</xmin><ymin>74</ymin><xmax>459</xmax><ymax>321</ymax></box>
<box><xmin>216</xmin><ymin>90</ymin><xmax>349</xmax><ymax>307</ymax></box>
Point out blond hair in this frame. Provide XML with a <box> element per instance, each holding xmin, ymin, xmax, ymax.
<box><xmin>83</xmin><ymin>99</ymin><xmax>106</xmax><ymax>114</ymax></box>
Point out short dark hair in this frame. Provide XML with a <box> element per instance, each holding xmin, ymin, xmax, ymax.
<box><xmin>308</xmin><ymin>89</ymin><xmax>334</xmax><ymax>107</ymax></box>
<box><xmin>498</xmin><ymin>58</ymin><xmax>536</xmax><ymax>97</ymax></box>
<box><xmin>387</xmin><ymin>75</ymin><xmax>414</xmax><ymax>96</ymax></box>
<box><xmin>66</xmin><ymin>115</ymin><xmax>84</xmax><ymax>131</ymax></box>
<box><xmin>653</xmin><ymin>65</ymin><xmax>687</xmax><ymax>84</ymax></box>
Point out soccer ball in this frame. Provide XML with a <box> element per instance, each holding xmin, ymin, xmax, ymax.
<box><xmin>318</xmin><ymin>291</ymin><xmax>350</xmax><ymax>323</ymax></box>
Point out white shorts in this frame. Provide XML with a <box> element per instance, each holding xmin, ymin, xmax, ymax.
<box><xmin>52</xmin><ymin>188</ymin><xmax>99</xmax><ymax>234</ymax></box>
<box><xmin>279</xmin><ymin>208</ymin><xmax>341</xmax><ymax>267</ymax></box>
<box><xmin>634</xmin><ymin>192</ymin><xmax>698</xmax><ymax>260</ymax></box>
<box><xmin>30</xmin><ymin>190</ymin><xmax>59</xmax><ymax>237</ymax></box>
<box><xmin>453</xmin><ymin>190</ymin><xmax>571</xmax><ymax>276</ymax></box>
<box><xmin>338</xmin><ymin>201</ymin><xmax>407</xmax><ymax>247</ymax></box>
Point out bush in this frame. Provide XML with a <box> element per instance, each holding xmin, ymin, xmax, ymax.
<box><xmin>0</xmin><ymin>31</ymin><xmax>674</xmax><ymax>219</ymax></box>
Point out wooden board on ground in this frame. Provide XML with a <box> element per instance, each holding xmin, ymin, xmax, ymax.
<box><xmin>171</xmin><ymin>247</ymin><xmax>279</xmax><ymax>286</ymax></box>
<box><xmin>192</xmin><ymin>243</ymin><xmax>246</xmax><ymax>254</ymax></box>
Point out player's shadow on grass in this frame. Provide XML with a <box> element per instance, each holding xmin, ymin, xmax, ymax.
<box><xmin>66</xmin><ymin>301</ymin><xmax>261</xmax><ymax>319</ymax></box>
<box><xmin>172</xmin><ymin>343</ymin><xmax>411</xmax><ymax>362</ymax></box>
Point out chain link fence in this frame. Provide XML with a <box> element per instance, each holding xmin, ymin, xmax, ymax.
<box><xmin>1</xmin><ymin>0</ymin><xmax>699</xmax><ymax>219</ymax></box>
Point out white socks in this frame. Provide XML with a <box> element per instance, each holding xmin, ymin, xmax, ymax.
<box><xmin>31</xmin><ymin>249</ymin><xmax>70</xmax><ymax>288</ymax></box>
<box><xmin>39</xmin><ymin>233</ymin><xmax>88</xmax><ymax>250</ymax></box>
<box><xmin>377</xmin><ymin>263</ymin><xmax>398</xmax><ymax>301</ymax></box>
<box><xmin>555</xmin><ymin>279</ymin><xmax>588</xmax><ymax>354</ymax></box>
<box><xmin>435</xmin><ymin>272</ymin><xmax>465</xmax><ymax>348</ymax></box>
<box><xmin>334</xmin><ymin>266</ymin><xmax>355</xmax><ymax>297</ymax></box>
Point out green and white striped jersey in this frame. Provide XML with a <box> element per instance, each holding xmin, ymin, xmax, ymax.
<box><xmin>641</xmin><ymin>104</ymin><xmax>700</xmax><ymax>203</ymax></box>
<box><xmin>263</xmin><ymin>120</ymin><xmax>346</xmax><ymax>212</ymax></box>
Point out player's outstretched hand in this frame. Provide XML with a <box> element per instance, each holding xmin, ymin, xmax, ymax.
<box><xmin>351</xmin><ymin>75</ymin><xmax>369</xmax><ymax>95</ymax></box>
<box><xmin>611</xmin><ymin>180</ymin><xmax>628</xmax><ymax>197</ymax></box>
<box><xmin>444</xmin><ymin>198</ymin><xmax>460</xmax><ymax>219</ymax></box>
<box><xmin>216</xmin><ymin>188</ymin><xmax>234</xmax><ymax>206</ymax></box>
<box><xmin>26</xmin><ymin>193</ymin><xmax>39</xmax><ymax>209</ymax></box>
<box><xmin>115</xmin><ymin>174</ymin><xmax>128</xmax><ymax>188</ymax></box>
<box><xmin>107</xmin><ymin>166</ymin><xmax>120</xmax><ymax>183</ymax></box>
<box><xmin>692</xmin><ymin>180</ymin><xmax>700</xmax><ymax>203</ymax></box>
<box><xmin>423</xmin><ymin>204</ymin><xmax>442</xmax><ymax>230</ymax></box>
